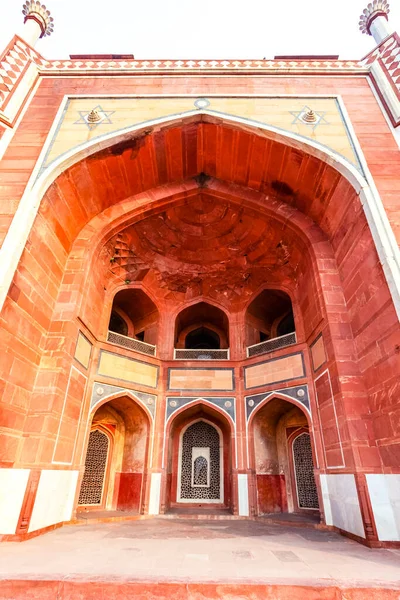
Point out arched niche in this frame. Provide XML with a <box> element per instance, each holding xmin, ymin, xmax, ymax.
<box><xmin>249</xmin><ymin>396</ymin><xmax>319</xmax><ymax>516</ymax></box>
<box><xmin>108</xmin><ymin>288</ymin><xmax>159</xmax><ymax>345</ymax></box>
<box><xmin>78</xmin><ymin>394</ymin><xmax>151</xmax><ymax>514</ymax></box>
<box><xmin>164</xmin><ymin>402</ymin><xmax>233</xmax><ymax>513</ymax></box>
<box><xmin>245</xmin><ymin>289</ymin><xmax>295</xmax><ymax>347</ymax></box>
<box><xmin>175</xmin><ymin>302</ymin><xmax>229</xmax><ymax>350</ymax></box>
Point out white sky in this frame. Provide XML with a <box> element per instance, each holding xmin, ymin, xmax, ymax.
<box><xmin>2</xmin><ymin>0</ymin><xmax>400</xmax><ymax>60</ymax></box>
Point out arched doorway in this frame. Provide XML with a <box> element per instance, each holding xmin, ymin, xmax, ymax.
<box><xmin>77</xmin><ymin>395</ymin><xmax>150</xmax><ymax>514</ymax></box>
<box><xmin>250</xmin><ymin>397</ymin><xmax>319</xmax><ymax>516</ymax></box>
<box><xmin>166</xmin><ymin>403</ymin><xmax>233</xmax><ymax>512</ymax></box>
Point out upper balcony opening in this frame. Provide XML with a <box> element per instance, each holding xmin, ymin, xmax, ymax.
<box><xmin>245</xmin><ymin>290</ymin><xmax>296</xmax><ymax>358</ymax></box>
<box><xmin>107</xmin><ymin>289</ymin><xmax>159</xmax><ymax>357</ymax></box>
<box><xmin>174</xmin><ymin>302</ymin><xmax>229</xmax><ymax>360</ymax></box>
<box><xmin>185</xmin><ymin>326</ymin><xmax>221</xmax><ymax>350</ymax></box>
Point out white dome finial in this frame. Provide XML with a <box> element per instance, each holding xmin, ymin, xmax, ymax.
<box><xmin>21</xmin><ymin>1</ymin><xmax>54</xmax><ymax>45</ymax></box>
<box><xmin>359</xmin><ymin>1</ymin><xmax>392</xmax><ymax>44</ymax></box>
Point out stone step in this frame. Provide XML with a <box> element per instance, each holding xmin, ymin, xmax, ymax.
<box><xmin>0</xmin><ymin>580</ymin><xmax>398</xmax><ymax>600</ymax></box>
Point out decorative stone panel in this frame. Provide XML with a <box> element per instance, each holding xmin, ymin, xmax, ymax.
<box><xmin>244</xmin><ymin>353</ymin><xmax>305</xmax><ymax>389</ymax></box>
<box><xmin>168</xmin><ymin>368</ymin><xmax>234</xmax><ymax>391</ymax></box>
<box><xmin>245</xmin><ymin>385</ymin><xmax>310</xmax><ymax>420</ymax></box>
<box><xmin>166</xmin><ymin>396</ymin><xmax>235</xmax><ymax>422</ymax></box>
<box><xmin>97</xmin><ymin>350</ymin><xmax>158</xmax><ymax>388</ymax></box>
<box><xmin>91</xmin><ymin>382</ymin><xmax>156</xmax><ymax>419</ymax></box>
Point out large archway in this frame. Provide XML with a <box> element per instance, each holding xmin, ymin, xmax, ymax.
<box><xmin>1</xmin><ymin>112</ymin><xmax>399</xmax><ymax>544</ymax></box>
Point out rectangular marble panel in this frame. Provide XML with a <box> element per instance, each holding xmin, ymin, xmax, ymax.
<box><xmin>245</xmin><ymin>353</ymin><xmax>304</xmax><ymax>389</ymax></box>
<box><xmin>310</xmin><ymin>334</ymin><xmax>326</xmax><ymax>371</ymax></box>
<box><xmin>168</xmin><ymin>369</ymin><xmax>234</xmax><ymax>391</ymax></box>
<box><xmin>366</xmin><ymin>474</ymin><xmax>400</xmax><ymax>541</ymax></box>
<box><xmin>320</xmin><ymin>473</ymin><xmax>365</xmax><ymax>538</ymax></box>
<box><xmin>0</xmin><ymin>469</ymin><xmax>30</xmax><ymax>534</ymax></box>
<box><xmin>238</xmin><ymin>474</ymin><xmax>249</xmax><ymax>516</ymax></box>
<box><xmin>29</xmin><ymin>470</ymin><xmax>79</xmax><ymax>532</ymax></box>
<box><xmin>98</xmin><ymin>351</ymin><xmax>158</xmax><ymax>388</ymax></box>
<box><xmin>74</xmin><ymin>332</ymin><xmax>92</xmax><ymax>369</ymax></box>
<box><xmin>148</xmin><ymin>473</ymin><xmax>161</xmax><ymax>515</ymax></box>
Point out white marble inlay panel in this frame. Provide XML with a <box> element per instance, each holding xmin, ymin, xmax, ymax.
<box><xmin>238</xmin><ymin>473</ymin><xmax>249</xmax><ymax>516</ymax></box>
<box><xmin>319</xmin><ymin>474</ymin><xmax>333</xmax><ymax>526</ymax></box>
<box><xmin>29</xmin><ymin>470</ymin><xmax>79</xmax><ymax>532</ymax></box>
<box><xmin>148</xmin><ymin>472</ymin><xmax>161</xmax><ymax>515</ymax></box>
<box><xmin>367</xmin><ymin>474</ymin><xmax>400</xmax><ymax>542</ymax></box>
<box><xmin>0</xmin><ymin>469</ymin><xmax>30</xmax><ymax>534</ymax></box>
<box><xmin>320</xmin><ymin>474</ymin><xmax>365</xmax><ymax>538</ymax></box>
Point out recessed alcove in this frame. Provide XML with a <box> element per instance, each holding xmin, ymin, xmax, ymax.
<box><xmin>245</xmin><ymin>290</ymin><xmax>295</xmax><ymax>347</ymax></box>
<box><xmin>175</xmin><ymin>302</ymin><xmax>229</xmax><ymax>350</ymax></box>
<box><xmin>108</xmin><ymin>289</ymin><xmax>159</xmax><ymax>346</ymax></box>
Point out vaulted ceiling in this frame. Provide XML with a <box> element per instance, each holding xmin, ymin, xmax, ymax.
<box><xmin>101</xmin><ymin>192</ymin><xmax>303</xmax><ymax>295</ymax></box>
<box><xmin>43</xmin><ymin>115</ymin><xmax>356</xmax><ymax>303</ymax></box>
<box><xmin>49</xmin><ymin>116</ymin><xmax>350</xmax><ymax>255</ymax></box>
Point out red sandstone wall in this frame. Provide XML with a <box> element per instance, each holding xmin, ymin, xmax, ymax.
<box><xmin>0</xmin><ymin>72</ymin><xmax>398</xmax><ymax>481</ymax></box>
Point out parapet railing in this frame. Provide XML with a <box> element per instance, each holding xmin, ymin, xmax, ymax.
<box><xmin>107</xmin><ymin>331</ymin><xmax>156</xmax><ymax>357</ymax></box>
<box><xmin>174</xmin><ymin>348</ymin><xmax>230</xmax><ymax>360</ymax></box>
<box><xmin>246</xmin><ymin>332</ymin><xmax>297</xmax><ymax>358</ymax></box>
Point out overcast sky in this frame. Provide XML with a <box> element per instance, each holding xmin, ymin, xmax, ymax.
<box><xmin>2</xmin><ymin>0</ymin><xmax>400</xmax><ymax>60</ymax></box>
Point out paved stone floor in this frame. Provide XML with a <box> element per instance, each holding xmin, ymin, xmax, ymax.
<box><xmin>1</xmin><ymin>518</ymin><xmax>400</xmax><ymax>588</ymax></box>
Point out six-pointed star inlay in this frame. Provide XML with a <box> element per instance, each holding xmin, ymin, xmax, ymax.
<box><xmin>290</xmin><ymin>105</ymin><xmax>329</xmax><ymax>131</ymax></box>
<box><xmin>74</xmin><ymin>105</ymin><xmax>115</xmax><ymax>130</ymax></box>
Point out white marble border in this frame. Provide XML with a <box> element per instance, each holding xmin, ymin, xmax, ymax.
<box><xmin>366</xmin><ymin>473</ymin><xmax>400</xmax><ymax>541</ymax></box>
<box><xmin>320</xmin><ymin>473</ymin><xmax>365</xmax><ymax>538</ymax></box>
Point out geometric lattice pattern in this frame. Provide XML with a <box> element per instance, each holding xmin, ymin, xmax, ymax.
<box><xmin>107</xmin><ymin>330</ymin><xmax>156</xmax><ymax>357</ymax></box>
<box><xmin>78</xmin><ymin>429</ymin><xmax>109</xmax><ymax>505</ymax></box>
<box><xmin>38</xmin><ymin>58</ymin><xmax>366</xmax><ymax>73</ymax></box>
<box><xmin>292</xmin><ymin>433</ymin><xmax>319</xmax><ymax>509</ymax></box>
<box><xmin>0</xmin><ymin>38</ymin><xmax>41</xmax><ymax>109</ymax></box>
<box><xmin>193</xmin><ymin>456</ymin><xmax>208</xmax><ymax>486</ymax></box>
<box><xmin>174</xmin><ymin>348</ymin><xmax>229</xmax><ymax>360</ymax></box>
<box><xmin>364</xmin><ymin>33</ymin><xmax>400</xmax><ymax>98</ymax></box>
<box><xmin>247</xmin><ymin>332</ymin><xmax>297</xmax><ymax>358</ymax></box>
<box><xmin>363</xmin><ymin>33</ymin><xmax>400</xmax><ymax>125</ymax></box>
<box><xmin>180</xmin><ymin>421</ymin><xmax>221</xmax><ymax>501</ymax></box>
<box><xmin>381</xmin><ymin>36</ymin><xmax>400</xmax><ymax>98</ymax></box>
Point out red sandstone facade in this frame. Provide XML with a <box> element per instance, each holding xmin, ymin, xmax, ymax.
<box><xmin>0</xmin><ymin>0</ymin><xmax>400</xmax><ymax>546</ymax></box>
